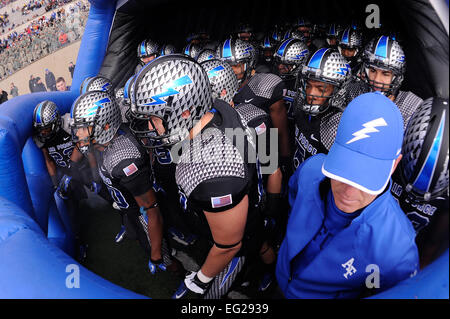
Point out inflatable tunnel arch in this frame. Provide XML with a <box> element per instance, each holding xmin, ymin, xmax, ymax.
<box><xmin>0</xmin><ymin>0</ymin><xmax>448</xmax><ymax>298</ymax></box>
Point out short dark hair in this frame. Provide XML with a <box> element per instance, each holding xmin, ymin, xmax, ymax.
<box><xmin>56</xmin><ymin>77</ymin><xmax>65</xmax><ymax>83</ymax></box>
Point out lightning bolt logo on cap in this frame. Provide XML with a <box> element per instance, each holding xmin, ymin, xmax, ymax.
<box><xmin>346</xmin><ymin>117</ymin><xmax>388</xmax><ymax>144</ymax></box>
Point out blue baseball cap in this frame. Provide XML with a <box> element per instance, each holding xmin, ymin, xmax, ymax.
<box><xmin>322</xmin><ymin>92</ymin><xmax>404</xmax><ymax>195</ymax></box>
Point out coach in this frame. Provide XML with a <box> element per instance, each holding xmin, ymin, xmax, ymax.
<box><xmin>275</xmin><ymin>92</ymin><xmax>419</xmax><ymax>298</ymax></box>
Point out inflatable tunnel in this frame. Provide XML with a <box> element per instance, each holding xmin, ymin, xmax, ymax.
<box><xmin>0</xmin><ymin>0</ymin><xmax>448</xmax><ymax>298</ymax></box>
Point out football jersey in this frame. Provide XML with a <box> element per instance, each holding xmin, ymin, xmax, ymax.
<box><xmin>345</xmin><ymin>80</ymin><xmax>422</xmax><ymax>130</ymax></box>
<box><xmin>96</xmin><ymin>124</ymin><xmax>153</xmax><ymax>213</ymax></box>
<box><xmin>282</xmin><ymin>77</ymin><xmax>297</xmax><ymax>121</ymax></box>
<box><xmin>293</xmin><ymin>108</ymin><xmax>343</xmax><ymax>169</ymax></box>
<box><xmin>33</xmin><ymin>124</ymin><xmax>74</xmax><ymax>171</ymax></box>
<box><xmin>151</xmin><ymin>144</ymin><xmax>194</xmax><ymax>234</ymax></box>
<box><xmin>233</xmin><ymin>73</ymin><xmax>286</xmax><ymax>114</ymax></box>
<box><xmin>235</xmin><ymin>102</ymin><xmax>274</xmax><ymax>185</ymax></box>
<box><xmin>175</xmin><ymin>99</ymin><xmax>264</xmax><ymax>255</ymax></box>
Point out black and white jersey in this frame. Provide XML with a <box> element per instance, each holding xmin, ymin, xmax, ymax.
<box><xmin>235</xmin><ymin>102</ymin><xmax>275</xmax><ymax>183</ymax></box>
<box><xmin>234</xmin><ymin>102</ymin><xmax>271</xmax><ymax>153</ymax></box>
<box><xmin>233</xmin><ymin>73</ymin><xmax>286</xmax><ymax>114</ymax></box>
<box><xmin>394</xmin><ymin>91</ymin><xmax>423</xmax><ymax>129</ymax></box>
<box><xmin>33</xmin><ymin>126</ymin><xmax>74</xmax><ymax>171</ymax></box>
<box><xmin>96</xmin><ymin>124</ymin><xmax>153</xmax><ymax>213</ymax></box>
<box><xmin>175</xmin><ymin>99</ymin><xmax>264</xmax><ymax>255</ymax></box>
<box><xmin>293</xmin><ymin>108</ymin><xmax>343</xmax><ymax>169</ymax></box>
<box><xmin>346</xmin><ymin>80</ymin><xmax>423</xmax><ymax>130</ymax></box>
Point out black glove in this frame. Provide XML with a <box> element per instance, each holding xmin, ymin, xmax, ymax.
<box><xmin>172</xmin><ymin>271</ymin><xmax>211</xmax><ymax>299</ymax></box>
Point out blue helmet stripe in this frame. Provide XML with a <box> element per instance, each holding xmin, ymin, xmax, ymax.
<box><xmin>413</xmin><ymin>110</ymin><xmax>446</xmax><ymax>192</ymax></box>
<box><xmin>81</xmin><ymin>78</ymin><xmax>91</xmax><ymax>94</ymax></box>
<box><xmin>140</xmin><ymin>41</ymin><xmax>146</xmax><ymax>56</ymax></box>
<box><xmin>308</xmin><ymin>48</ymin><xmax>329</xmax><ymax>69</ymax></box>
<box><xmin>124</xmin><ymin>76</ymin><xmax>133</xmax><ymax>99</ymax></box>
<box><xmin>35</xmin><ymin>102</ymin><xmax>44</xmax><ymax>124</ymax></box>
<box><xmin>276</xmin><ymin>39</ymin><xmax>294</xmax><ymax>57</ymax></box>
<box><xmin>342</xmin><ymin>28</ymin><xmax>350</xmax><ymax>44</ymax></box>
<box><xmin>264</xmin><ymin>36</ymin><xmax>270</xmax><ymax>48</ymax></box>
<box><xmin>375</xmin><ymin>36</ymin><xmax>389</xmax><ymax>59</ymax></box>
<box><xmin>184</xmin><ymin>43</ymin><xmax>191</xmax><ymax>55</ymax></box>
<box><xmin>222</xmin><ymin>39</ymin><xmax>232</xmax><ymax>58</ymax></box>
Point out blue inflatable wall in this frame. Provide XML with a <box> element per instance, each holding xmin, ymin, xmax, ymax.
<box><xmin>0</xmin><ymin>0</ymin><xmax>447</xmax><ymax>298</ymax></box>
<box><xmin>0</xmin><ymin>0</ymin><xmax>146</xmax><ymax>298</ymax></box>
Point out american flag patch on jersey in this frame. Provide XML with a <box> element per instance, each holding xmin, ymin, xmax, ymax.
<box><xmin>255</xmin><ymin>122</ymin><xmax>267</xmax><ymax>135</ymax></box>
<box><xmin>211</xmin><ymin>194</ymin><xmax>233</xmax><ymax>208</ymax></box>
<box><xmin>123</xmin><ymin>163</ymin><xmax>138</xmax><ymax>176</ymax></box>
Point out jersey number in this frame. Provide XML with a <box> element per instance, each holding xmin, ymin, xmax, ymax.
<box><xmin>49</xmin><ymin>146</ymin><xmax>74</xmax><ymax>168</ymax></box>
<box><xmin>155</xmin><ymin>147</ymin><xmax>173</xmax><ymax>165</ymax></box>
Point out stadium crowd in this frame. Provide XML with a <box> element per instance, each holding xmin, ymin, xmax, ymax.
<box><xmin>29</xmin><ymin>13</ymin><xmax>449</xmax><ymax>300</ymax></box>
<box><xmin>0</xmin><ymin>0</ymin><xmax>88</xmax><ymax>81</ymax></box>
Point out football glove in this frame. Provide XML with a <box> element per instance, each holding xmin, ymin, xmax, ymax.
<box><xmin>56</xmin><ymin>174</ymin><xmax>72</xmax><ymax>199</ymax></box>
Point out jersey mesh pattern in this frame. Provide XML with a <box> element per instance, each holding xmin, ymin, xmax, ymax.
<box><xmin>248</xmin><ymin>73</ymin><xmax>283</xmax><ymax>99</ymax></box>
<box><xmin>103</xmin><ymin>135</ymin><xmax>142</xmax><ymax>175</ymax></box>
<box><xmin>395</xmin><ymin>91</ymin><xmax>423</xmax><ymax>130</ymax></box>
<box><xmin>176</xmin><ymin>127</ymin><xmax>246</xmax><ymax>197</ymax></box>
<box><xmin>235</xmin><ymin>103</ymin><xmax>268</xmax><ymax>125</ymax></box>
<box><xmin>235</xmin><ymin>103</ymin><xmax>264</xmax><ymax>150</ymax></box>
<box><xmin>320</xmin><ymin>109</ymin><xmax>343</xmax><ymax>151</ymax></box>
<box><xmin>345</xmin><ymin>79</ymin><xmax>368</xmax><ymax>105</ymax></box>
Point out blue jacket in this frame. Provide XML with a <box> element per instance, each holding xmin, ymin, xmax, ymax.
<box><xmin>276</xmin><ymin>154</ymin><xmax>419</xmax><ymax>299</ymax></box>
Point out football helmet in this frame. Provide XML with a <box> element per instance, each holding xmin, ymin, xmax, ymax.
<box><xmin>70</xmin><ymin>91</ymin><xmax>121</xmax><ymax>151</ymax></box>
<box><xmin>129</xmin><ymin>54</ymin><xmax>212</xmax><ymax>148</ymax></box>
<box><xmin>338</xmin><ymin>27</ymin><xmax>363</xmax><ymax>58</ymax></box>
<box><xmin>216</xmin><ymin>38</ymin><xmax>255</xmax><ymax>85</ymax></box>
<box><xmin>80</xmin><ymin>76</ymin><xmax>113</xmax><ymax>95</ymax></box>
<box><xmin>160</xmin><ymin>44</ymin><xmax>177</xmax><ymax>56</ymax></box>
<box><xmin>196</xmin><ymin>48</ymin><xmax>216</xmax><ymax>63</ymax></box>
<box><xmin>33</xmin><ymin>100</ymin><xmax>61</xmax><ymax>143</ymax></box>
<box><xmin>137</xmin><ymin>39</ymin><xmax>159</xmax><ymax>64</ymax></box>
<box><xmin>273</xmin><ymin>38</ymin><xmax>310</xmax><ymax>80</ymax></box>
<box><xmin>400</xmin><ymin>97</ymin><xmax>449</xmax><ymax>203</ymax></box>
<box><xmin>296</xmin><ymin>48</ymin><xmax>351</xmax><ymax>115</ymax></box>
<box><xmin>183</xmin><ymin>43</ymin><xmax>202</xmax><ymax>59</ymax></box>
<box><xmin>360</xmin><ymin>35</ymin><xmax>406</xmax><ymax>97</ymax></box>
<box><xmin>201</xmin><ymin>59</ymin><xmax>238</xmax><ymax>104</ymax></box>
